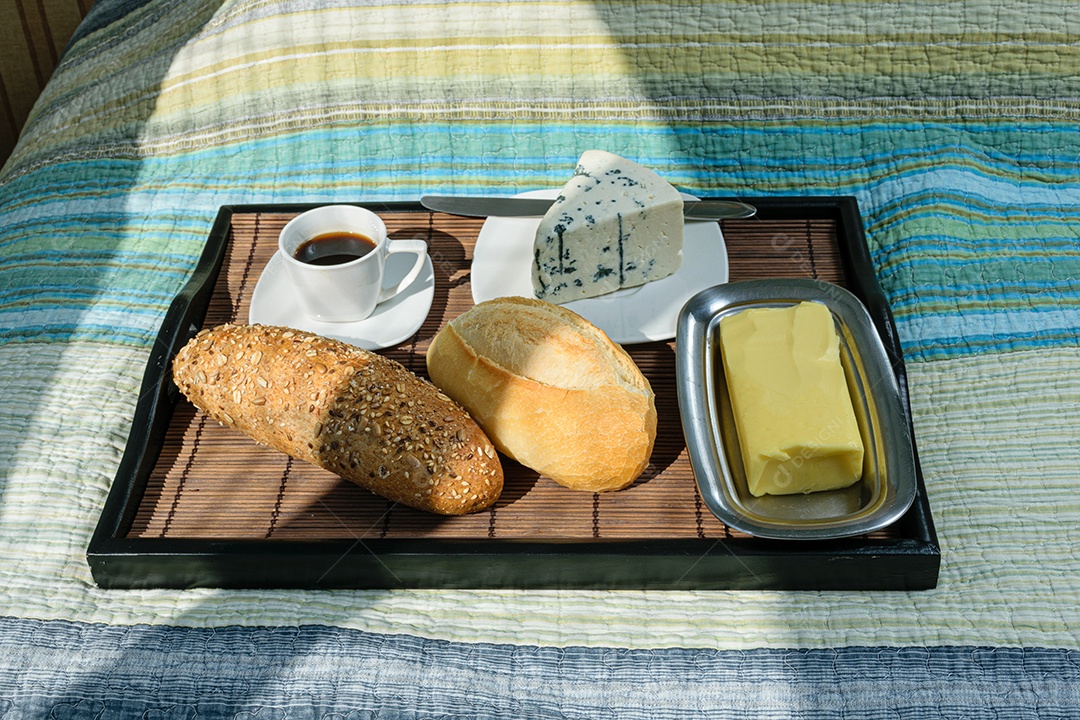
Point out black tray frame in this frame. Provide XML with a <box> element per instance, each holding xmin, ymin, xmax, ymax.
<box><xmin>87</xmin><ymin>197</ymin><xmax>940</xmax><ymax>590</ymax></box>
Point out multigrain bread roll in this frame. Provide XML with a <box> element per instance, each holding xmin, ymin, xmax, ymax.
<box><xmin>171</xmin><ymin>323</ymin><xmax>503</xmax><ymax>515</ymax></box>
<box><xmin>426</xmin><ymin>297</ymin><xmax>656</xmax><ymax>492</ymax></box>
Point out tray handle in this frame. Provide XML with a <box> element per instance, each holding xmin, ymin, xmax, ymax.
<box><xmin>88</xmin><ymin>207</ymin><xmax>235</xmax><ymax>547</ymax></box>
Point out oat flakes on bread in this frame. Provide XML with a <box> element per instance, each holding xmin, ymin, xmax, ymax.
<box><xmin>425</xmin><ymin>296</ymin><xmax>656</xmax><ymax>492</ymax></box>
<box><xmin>171</xmin><ymin>323</ymin><xmax>503</xmax><ymax>515</ymax></box>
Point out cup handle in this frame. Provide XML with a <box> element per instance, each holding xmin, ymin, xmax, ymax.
<box><xmin>378</xmin><ymin>239</ymin><xmax>429</xmax><ymax>303</ymax></box>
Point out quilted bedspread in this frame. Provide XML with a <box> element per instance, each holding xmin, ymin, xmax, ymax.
<box><xmin>2</xmin><ymin>0</ymin><xmax>1080</xmax><ymax>716</ymax></box>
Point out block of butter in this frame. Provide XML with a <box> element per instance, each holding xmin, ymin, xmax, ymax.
<box><xmin>719</xmin><ymin>301</ymin><xmax>864</xmax><ymax>497</ymax></box>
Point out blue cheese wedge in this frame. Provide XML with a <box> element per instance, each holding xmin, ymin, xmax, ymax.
<box><xmin>531</xmin><ymin>150</ymin><xmax>684</xmax><ymax>302</ymax></box>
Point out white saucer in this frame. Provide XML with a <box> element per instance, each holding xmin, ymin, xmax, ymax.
<box><xmin>471</xmin><ymin>190</ymin><xmax>728</xmax><ymax>344</ymax></box>
<box><xmin>249</xmin><ymin>251</ymin><xmax>435</xmax><ymax>350</ymax></box>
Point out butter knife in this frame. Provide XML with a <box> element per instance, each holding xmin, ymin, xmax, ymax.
<box><xmin>420</xmin><ymin>195</ymin><xmax>757</xmax><ymax>220</ymax></box>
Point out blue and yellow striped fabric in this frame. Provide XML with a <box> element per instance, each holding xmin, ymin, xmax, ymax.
<box><xmin>3</xmin><ymin>0</ymin><xmax>1080</xmax><ymax>715</ymax></box>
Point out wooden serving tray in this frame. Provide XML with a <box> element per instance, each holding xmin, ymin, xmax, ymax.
<box><xmin>88</xmin><ymin>197</ymin><xmax>940</xmax><ymax>590</ymax></box>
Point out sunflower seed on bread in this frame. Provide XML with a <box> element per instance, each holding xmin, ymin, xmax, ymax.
<box><xmin>171</xmin><ymin>323</ymin><xmax>503</xmax><ymax>515</ymax></box>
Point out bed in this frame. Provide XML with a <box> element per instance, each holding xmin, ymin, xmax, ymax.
<box><xmin>2</xmin><ymin>0</ymin><xmax>1079</xmax><ymax>715</ymax></box>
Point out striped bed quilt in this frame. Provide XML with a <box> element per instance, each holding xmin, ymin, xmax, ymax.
<box><xmin>2</xmin><ymin>0</ymin><xmax>1080</xmax><ymax>715</ymax></box>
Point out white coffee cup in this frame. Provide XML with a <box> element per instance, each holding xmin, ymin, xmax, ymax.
<box><xmin>278</xmin><ymin>205</ymin><xmax>428</xmax><ymax>322</ymax></box>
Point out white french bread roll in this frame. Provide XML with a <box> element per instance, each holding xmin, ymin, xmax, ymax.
<box><xmin>425</xmin><ymin>296</ymin><xmax>656</xmax><ymax>492</ymax></box>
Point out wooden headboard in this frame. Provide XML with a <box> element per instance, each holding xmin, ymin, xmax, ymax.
<box><xmin>0</xmin><ymin>0</ymin><xmax>94</xmax><ymax>167</ymax></box>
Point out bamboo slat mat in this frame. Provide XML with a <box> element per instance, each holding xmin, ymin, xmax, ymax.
<box><xmin>128</xmin><ymin>211</ymin><xmax>856</xmax><ymax>541</ymax></box>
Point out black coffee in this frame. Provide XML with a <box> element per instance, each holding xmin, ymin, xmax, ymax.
<box><xmin>293</xmin><ymin>231</ymin><xmax>377</xmax><ymax>265</ymax></box>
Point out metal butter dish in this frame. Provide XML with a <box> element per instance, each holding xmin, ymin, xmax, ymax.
<box><xmin>676</xmin><ymin>278</ymin><xmax>917</xmax><ymax>540</ymax></box>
